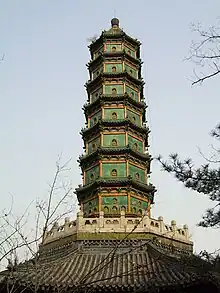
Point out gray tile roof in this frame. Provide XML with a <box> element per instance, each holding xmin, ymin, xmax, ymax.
<box><xmin>1</xmin><ymin>240</ymin><xmax>219</xmax><ymax>292</ymax></box>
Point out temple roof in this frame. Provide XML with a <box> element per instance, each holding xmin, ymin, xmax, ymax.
<box><xmin>0</xmin><ymin>240</ymin><xmax>219</xmax><ymax>293</ymax></box>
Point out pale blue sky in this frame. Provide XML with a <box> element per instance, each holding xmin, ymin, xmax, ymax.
<box><xmin>0</xmin><ymin>1</ymin><xmax>220</xmax><ymax>253</ymax></box>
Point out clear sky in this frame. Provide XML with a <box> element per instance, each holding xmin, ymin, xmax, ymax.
<box><xmin>0</xmin><ymin>1</ymin><xmax>220</xmax><ymax>254</ymax></box>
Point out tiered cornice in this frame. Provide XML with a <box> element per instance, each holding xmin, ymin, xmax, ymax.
<box><xmin>80</xmin><ymin>119</ymin><xmax>149</xmax><ymax>139</ymax></box>
<box><xmin>87</xmin><ymin>50</ymin><xmax>143</xmax><ymax>69</ymax></box>
<box><xmin>83</xmin><ymin>94</ymin><xmax>147</xmax><ymax>116</ymax></box>
<box><xmin>78</xmin><ymin>146</ymin><xmax>152</xmax><ymax>169</ymax></box>
<box><xmin>85</xmin><ymin>73</ymin><xmax>144</xmax><ymax>93</ymax></box>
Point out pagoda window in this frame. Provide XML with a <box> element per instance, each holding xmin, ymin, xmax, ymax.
<box><xmin>127</xmin><ymin>50</ymin><xmax>131</xmax><ymax>55</ymax></box>
<box><xmin>138</xmin><ymin>209</ymin><xmax>142</xmax><ymax>216</ymax></box>
<box><xmin>111</xmin><ymin>139</ymin><xmax>118</xmax><ymax>146</ymax></box>
<box><xmin>133</xmin><ymin>143</ymin><xmax>138</xmax><ymax>151</ymax></box>
<box><xmin>96</xmin><ymin>71</ymin><xmax>100</xmax><ymax>76</ymax></box>
<box><xmin>130</xmin><ymin>69</ymin><xmax>133</xmax><ymax>75</ymax></box>
<box><xmin>113</xmin><ymin>198</ymin><xmax>118</xmax><ymax>204</ymax></box>
<box><xmin>111</xmin><ymin>169</ymin><xmax>117</xmax><ymax>176</ymax></box>
<box><xmin>94</xmin><ymin>207</ymin><xmax>97</xmax><ymax>212</ymax></box>
<box><xmin>132</xmin><ymin>116</ymin><xmax>136</xmax><ymax>123</ymax></box>
<box><xmin>112</xmin><ymin>88</ymin><xmax>117</xmax><ymax>95</ymax></box>
<box><xmin>95</xmin><ymin>92</ymin><xmax>99</xmax><ymax>99</ymax></box>
<box><xmin>89</xmin><ymin>209</ymin><xmax>92</xmax><ymax>214</ymax></box>
<box><xmin>121</xmin><ymin>206</ymin><xmax>126</xmax><ymax>212</ymax></box>
<box><xmin>112</xmin><ymin>206</ymin><xmax>118</xmax><ymax>213</ymax></box>
<box><xmin>93</xmin><ymin>117</ymin><xmax>97</xmax><ymax>124</ymax></box>
<box><xmin>90</xmin><ymin>173</ymin><xmax>94</xmax><ymax>180</ymax></box>
<box><xmin>104</xmin><ymin>206</ymin><xmax>109</xmax><ymax>213</ymax></box>
<box><xmin>132</xmin><ymin>207</ymin><xmax>136</xmax><ymax>213</ymax></box>
<box><xmin>112</xmin><ymin>66</ymin><xmax>116</xmax><ymax>72</ymax></box>
<box><xmin>111</xmin><ymin>46</ymin><xmax>116</xmax><ymax>52</ymax></box>
<box><xmin>92</xmin><ymin>143</ymin><xmax>96</xmax><ymax>151</ymax></box>
<box><xmin>130</xmin><ymin>91</ymin><xmax>134</xmax><ymax>98</ymax></box>
<box><xmin>112</xmin><ymin>112</ymin><xmax>117</xmax><ymax>120</ymax></box>
<box><xmin>135</xmin><ymin>173</ymin><xmax>140</xmax><ymax>180</ymax></box>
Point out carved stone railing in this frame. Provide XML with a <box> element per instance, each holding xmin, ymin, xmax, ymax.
<box><xmin>43</xmin><ymin>218</ymin><xmax>77</xmax><ymax>243</ymax></box>
<box><xmin>43</xmin><ymin>211</ymin><xmax>190</xmax><ymax>245</ymax></box>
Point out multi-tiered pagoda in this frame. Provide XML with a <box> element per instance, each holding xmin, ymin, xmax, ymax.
<box><xmin>77</xmin><ymin>17</ymin><xmax>155</xmax><ymax>219</ymax></box>
<box><xmin>0</xmin><ymin>19</ymin><xmax>219</xmax><ymax>293</ymax></box>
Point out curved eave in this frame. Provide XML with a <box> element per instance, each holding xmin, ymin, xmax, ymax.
<box><xmin>103</xmin><ymin>50</ymin><xmax>143</xmax><ymax>65</ymax></box>
<box><xmin>83</xmin><ymin>94</ymin><xmax>146</xmax><ymax>115</ymax></box>
<box><xmin>81</xmin><ymin>119</ymin><xmax>149</xmax><ymax>138</ymax></box>
<box><xmin>87</xmin><ymin>51</ymin><xmax>142</xmax><ymax>69</ymax></box>
<box><xmin>75</xmin><ymin>177</ymin><xmax>156</xmax><ymax>199</ymax></box>
<box><xmin>85</xmin><ymin>72</ymin><xmax>144</xmax><ymax>91</ymax></box>
<box><xmin>88</xmin><ymin>30</ymin><xmax>141</xmax><ymax>52</ymax></box>
<box><xmin>103</xmin><ymin>52</ymin><xmax>142</xmax><ymax>65</ymax></box>
<box><xmin>88</xmin><ymin>33</ymin><xmax>104</xmax><ymax>51</ymax></box>
<box><xmin>103</xmin><ymin>30</ymin><xmax>141</xmax><ymax>47</ymax></box>
<box><xmin>87</xmin><ymin>56</ymin><xmax>104</xmax><ymax>70</ymax></box>
<box><xmin>78</xmin><ymin>146</ymin><xmax>152</xmax><ymax>167</ymax></box>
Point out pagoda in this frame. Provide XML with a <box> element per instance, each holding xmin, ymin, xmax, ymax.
<box><xmin>0</xmin><ymin>19</ymin><xmax>220</xmax><ymax>293</ymax></box>
<box><xmin>77</xmin><ymin>17</ymin><xmax>155</xmax><ymax>219</ymax></box>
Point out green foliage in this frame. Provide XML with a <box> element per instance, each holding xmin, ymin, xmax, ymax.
<box><xmin>157</xmin><ymin>124</ymin><xmax>220</xmax><ymax>228</ymax></box>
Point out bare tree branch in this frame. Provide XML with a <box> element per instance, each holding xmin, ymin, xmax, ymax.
<box><xmin>187</xmin><ymin>20</ymin><xmax>220</xmax><ymax>85</ymax></box>
<box><xmin>0</xmin><ymin>155</ymin><xmax>74</xmax><ymax>272</ymax></box>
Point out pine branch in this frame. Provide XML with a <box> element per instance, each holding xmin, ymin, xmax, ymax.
<box><xmin>157</xmin><ymin>152</ymin><xmax>220</xmax><ymax>228</ymax></box>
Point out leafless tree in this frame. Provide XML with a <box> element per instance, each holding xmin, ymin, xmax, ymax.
<box><xmin>0</xmin><ymin>155</ymin><xmax>76</xmax><ymax>271</ymax></box>
<box><xmin>188</xmin><ymin>19</ymin><xmax>220</xmax><ymax>85</ymax></box>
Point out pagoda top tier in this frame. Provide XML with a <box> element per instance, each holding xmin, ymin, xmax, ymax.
<box><xmin>89</xmin><ymin>18</ymin><xmax>141</xmax><ymax>53</ymax></box>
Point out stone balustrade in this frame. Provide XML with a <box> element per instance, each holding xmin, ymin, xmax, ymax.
<box><xmin>43</xmin><ymin>211</ymin><xmax>190</xmax><ymax>244</ymax></box>
<box><xmin>43</xmin><ymin>218</ymin><xmax>77</xmax><ymax>243</ymax></box>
